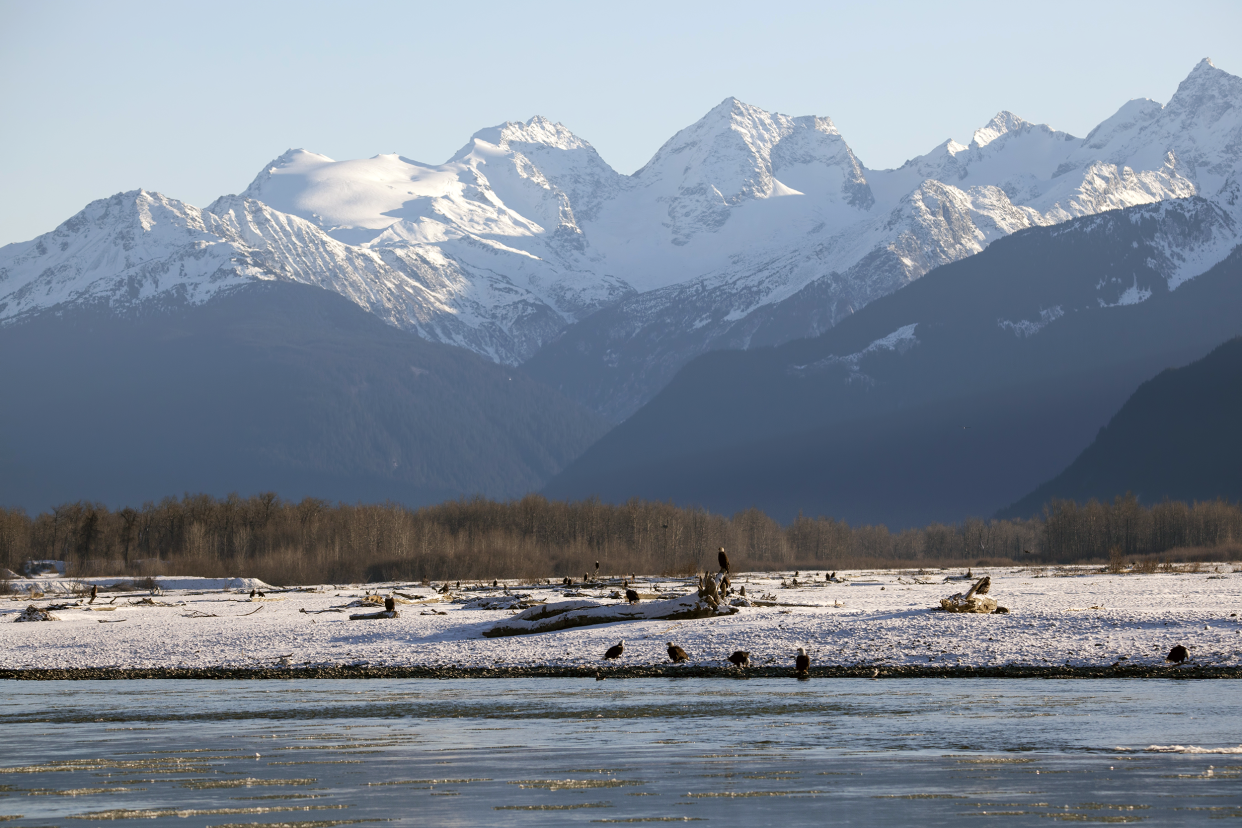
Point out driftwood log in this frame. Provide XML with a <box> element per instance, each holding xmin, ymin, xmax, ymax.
<box><xmin>14</xmin><ymin>605</ymin><xmax>59</xmax><ymax>622</ymax></box>
<box><xmin>939</xmin><ymin>577</ymin><xmax>998</xmax><ymax>613</ymax></box>
<box><xmin>348</xmin><ymin>609</ymin><xmax>399</xmax><ymax>620</ymax></box>
<box><xmin>483</xmin><ymin>592</ymin><xmax>737</xmax><ymax>637</ymax></box>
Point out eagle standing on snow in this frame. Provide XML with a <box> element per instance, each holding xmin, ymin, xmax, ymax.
<box><xmin>728</xmin><ymin>650</ymin><xmax>750</xmax><ymax>668</ymax></box>
<box><xmin>667</xmin><ymin>643</ymin><xmax>688</xmax><ymax>663</ymax></box>
<box><xmin>795</xmin><ymin>647</ymin><xmax>810</xmax><ymax>674</ymax></box>
<box><xmin>1166</xmin><ymin>644</ymin><xmax>1189</xmax><ymax>664</ymax></box>
<box><xmin>718</xmin><ymin>547</ymin><xmax>730</xmax><ymax>574</ymax></box>
<box><xmin>604</xmin><ymin>640</ymin><xmax>625</xmax><ymax>660</ymax></box>
<box><xmin>625</xmin><ymin>588</ymin><xmax>640</xmax><ymax>604</ymax></box>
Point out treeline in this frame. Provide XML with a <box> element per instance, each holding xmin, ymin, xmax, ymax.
<box><xmin>0</xmin><ymin>493</ymin><xmax>1238</xmax><ymax>585</ymax></box>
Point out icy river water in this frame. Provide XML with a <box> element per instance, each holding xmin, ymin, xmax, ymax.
<box><xmin>2</xmin><ymin>678</ymin><xmax>1241</xmax><ymax>826</ymax></box>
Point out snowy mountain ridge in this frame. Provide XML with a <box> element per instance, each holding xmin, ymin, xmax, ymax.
<box><xmin>2</xmin><ymin>60</ymin><xmax>1240</xmax><ymax>390</ymax></box>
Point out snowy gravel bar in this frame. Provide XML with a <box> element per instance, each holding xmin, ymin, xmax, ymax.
<box><xmin>2</xmin><ymin>567</ymin><xmax>1240</xmax><ymax>678</ymax></box>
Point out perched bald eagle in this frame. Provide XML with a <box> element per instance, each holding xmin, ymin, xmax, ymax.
<box><xmin>795</xmin><ymin>647</ymin><xmax>810</xmax><ymax>674</ymax></box>
<box><xmin>604</xmin><ymin>640</ymin><xmax>625</xmax><ymax>660</ymax></box>
<box><xmin>667</xmin><ymin>643</ymin><xmax>688</xmax><ymax>663</ymax></box>
<box><xmin>625</xmin><ymin>589</ymin><xmax>640</xmax><ymax>604</ymax></box>
<box><xmin>595</xmin><ymin>561</ymin><xmax>600</xmax><ymax>574</ymax></box>
<box><xmin>384</xmin><ymin>595</ymin><xmax>396</xmax><ymax>613</ymax></box>
<box><xmin>89</xmin><ymin>584</ymin><xmax>98</xmax><ymax>604</ymax></box>
<box><xmin>718</xmin><ymin>547</ymin><xmax>730</xmax><ymax>574</ymax></box>
<box><xmin>1167</xmin><ymin>644</ymin><xmax>1189</xmax><ymax>664</ymax></box>
<box><xmin>492</xmin><ymin>579</ymin><xmax>498</xmax><ymax>588</ymax></box>
<box><xmin>728</xmin><ymin>650</ymin><xmax>750</xmax><ymax>668</ymax></box>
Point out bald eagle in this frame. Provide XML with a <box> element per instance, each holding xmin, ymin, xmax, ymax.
<box><xmin>384</xmin><ymin>595</ymin><xmax>396</xmax><ymax>613</ymax></box>
<box><xmin>795</xmin><ymin>647</ymin><xmax>810</xmax><ymax>674</ymax></box>
<box><xmin>718</xmin><ymin>547</ymin><xmax>730</xmax><ymax>574</ymax></box>
<box><xmin>625</xmin><ymin>589</ymin><xmax>640</xmax><ymax>604</ymax></box>
<box><xmin>89</xmin><ymin>584</ymin><xmax>98</xmax><ymax>604</ymax></box>
<box><xmin>728</xmin><ymin>650</ymin><xmax>750</xmax><ymax>668</ymax></box>
<box><xmin>667</xmin><ymin>643</ymin><xmax>688</xmax><ymax>663</ymax></box>
<box><xmin>1167</xmin><ymin>644</ymin><xmax>1189</xmax><ymax>664</ymax></box>
<box><xmin>604</xmin><ymin>640</ymin><xmax>625</xmax><ymax>660</ymax></box>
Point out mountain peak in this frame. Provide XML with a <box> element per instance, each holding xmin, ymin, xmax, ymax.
<box><xmin>1171</xmin><ymin>56</ymin><xmax>1238</xmax><ymax>98</ymax></box>
<box><xmin>463</xmin><ymin>116</ymin><xmax>592</xmax><ymax>157</ymax></box>
<box><xmin>1164</xmin><ymin>56</ymin><xmax>1242</xmax><ymax>124</ymax></box>
<box><xmin>971</xmin><ymin>111</ymin><xmax>1030</xmax><ymax>148</ymax></box>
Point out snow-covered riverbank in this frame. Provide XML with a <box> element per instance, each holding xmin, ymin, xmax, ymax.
<box><xmin>2</xmin><ymin>566</ymin><xmax>1239</xmax><ymax>674</ymax></box>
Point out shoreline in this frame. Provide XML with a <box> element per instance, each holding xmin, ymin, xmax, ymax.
<box><xmin>2</xmin><ymin>664</ymin><xmax>1239</xmax><ymax>680</ymax></box>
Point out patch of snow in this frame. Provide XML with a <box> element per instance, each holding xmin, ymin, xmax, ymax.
<box><xmin>999</xmin><ymin>306</ymin><xmax>1065</xmax><ymax>337</ymax></box>
<box><xmin>791</xmin><ymin>323</ymin><xmax>919</xmax><ymax>376</ymax></box>
<box><xmin>1098</xmin><ymin>278</ymin><xmax>1153</xmax><ymax>307</ymax></box>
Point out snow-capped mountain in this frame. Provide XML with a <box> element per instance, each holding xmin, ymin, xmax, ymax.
<box><xmin>233</xmin><ymin>119</ymin><xmax>633</xmax><ymax>362</ymax></box>
<box><xmin>528</xmin><ymin>58</ymin><xmax>1242</xmax><ymax>419</ymax></box>
<box><xmin>3</xmin><ymin>59</ymin><xmax>1240</xmax><ymax>412</ymax></box>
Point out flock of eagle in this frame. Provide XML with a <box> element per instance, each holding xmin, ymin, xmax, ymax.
<box><xmin>595</xmin><ymin>547</ymin><xmax>813</xmax><ymax>675</ymax></box>
<box><xmin>597</xmin><ymin>639</ymin><xmax>809</xmax><ymax>674</ymax></box>
<box><xmin>591</xmin><ymin>547</ymin><xmax>1192</xmax><ymax>673</ymax></box>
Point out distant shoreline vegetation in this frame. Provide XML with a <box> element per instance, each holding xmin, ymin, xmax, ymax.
<box><xmin>1</xmin><ymin>494</ymin><xmax>1239</xmax><ymax>585</ymax></box>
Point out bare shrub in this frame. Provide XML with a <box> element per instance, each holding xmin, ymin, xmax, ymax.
<box><xmin>1106</xmin><ymin>546</ymin><xmax>1127</xmax><ymax>574</ymax></box>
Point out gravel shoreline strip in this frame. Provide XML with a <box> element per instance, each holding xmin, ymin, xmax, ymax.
<box><xmin>2</xmin><ymin>665</ymin><xmax>1239</xmax><ymax>680</ymax></box>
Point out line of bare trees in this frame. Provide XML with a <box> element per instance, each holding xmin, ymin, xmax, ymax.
<box><xmin>0</xmin><ymin>493</ymin><xmax>1238</xmax><ymax>586</ymax></box>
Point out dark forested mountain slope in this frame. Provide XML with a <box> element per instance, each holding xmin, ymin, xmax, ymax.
<box><xmin>0</xmin><ymin>282</ymin><xmax>607</xmax><ymax>511</ymax></box>
<box><xmin>543</xmin><ymin>198</ymin><xmax>1242</xmax><ymax>527</ymax></box>
<box><xmin>1002</xmin><ymin>336</ymin><xmax>1242</xmax><ymax>517</ymax></box>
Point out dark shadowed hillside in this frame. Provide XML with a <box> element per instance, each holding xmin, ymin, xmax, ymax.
<box><xmin>1002</xmin><ymin>336</ymin><xmax>1242</xmax><ymax>517</ymax></box>
<box><xmin>0</xmin><ymin>283</ymin><xmax>608</xmax><ymax>511</ymax></box>
<box><xmin>543</xmin><ymin>199</ymin><xmax>1242</xmax><ymax>527</ymax></box>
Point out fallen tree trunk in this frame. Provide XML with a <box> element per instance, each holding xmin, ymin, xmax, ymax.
<box><xmin>348</xmin><ymin>609</ymin><xmax>399</xmax><ymax>620</ymax></box>
<box><xmin>482</xmin><ymin>594</ymin><xmax>737</xmax><ymax>638</ymax></box>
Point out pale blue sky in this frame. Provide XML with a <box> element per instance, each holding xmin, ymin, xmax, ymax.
<box><xmin>2</xmin><ymin>0</ymin><xmax>1240</xmax><ymax>245</ymax></box>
